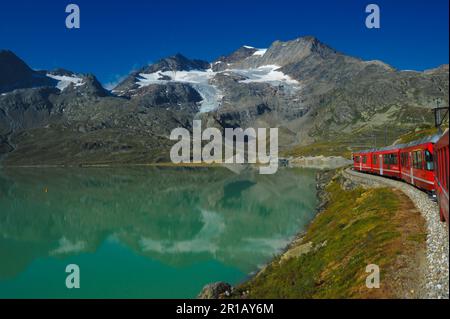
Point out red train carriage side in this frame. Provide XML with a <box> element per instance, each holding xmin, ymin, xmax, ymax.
<box><xmin>353</xmin><ymin>146</ymin><xmax>401</xmax><ymax>178</ymax></box>
<box><xmin>352</xmin><ymin>133</ymin><xmax>447</xmax><ymax>226</ymax></box>
<box><xmin>376</xmin><ymin>149</ymin><xmax>401</xmax><ymax>179</ymax></box>
<box><xmin>434</xmin><ymin>129</ymin><xmax>449</xmax><ymax>226</ymax></box>
<box><xmin>399</xmin><ymin>140</ymin><xmax>436</xmax><ymax>192</ymax></box>
<box><xmin>370</xmin><ymin>151</ymin><xmax>380</xmax><ymax>174</ymax></box>
<box><xmin>353</xmin><ymin>151</ymin><xmax>373</xmax><ymax>173</ymax></box>
<box><xmin>352</xmin><ymin>134</ymin><xmax>439</xmax><ymax>192</ymax></box>
<box><xmin>353</xmin><ymin>153</ymin><xmax>362</xmax><ymax>171</ymax></box>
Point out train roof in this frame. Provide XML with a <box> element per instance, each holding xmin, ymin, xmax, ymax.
<box><xmin>354</xmin><ymin>133</ymin><xmax>441</xmax><ymax>154</ymax></box>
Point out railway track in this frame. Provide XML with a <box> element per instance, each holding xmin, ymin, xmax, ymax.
<box><xmin>343</xmin><ymin>168</ymin><xmax>449</xmax><ymax>299</ymax></box>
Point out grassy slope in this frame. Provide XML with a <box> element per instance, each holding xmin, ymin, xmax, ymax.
<box><xmin>2</xmin><ymin>125</ymin><xmax>173</xmax><ymax>166</ymax></box>
<box><xmin>233</xmin><ymin>174</ymin><xmax>426</xmax><ymax>298</ymax></box>
<box><xmin>395</xmin><ymin>126</ymin><xmax>443</xmax><ymax>144</ymax></box>
<box><xmin>283</xmin><ymin>124</ymin><xmax>448</xmax><ymax>160</ymax></box>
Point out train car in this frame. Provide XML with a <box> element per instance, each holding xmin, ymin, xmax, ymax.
<box><xmin>352</xmin><ymin>151</ymin><xmax>373</xmax><ymax>173</ymax></box>
<box><xmin>352</xmin><ymin>134</ymin><xmax>439</xmax><ymax>191</ymax></box>
<box><xmin>370</xmin><ymin>150</ymin><xmax>381</xmax><ymax>174</ymax></box>
<box><xmin>354</xmin><ymin>146</ymin><xmax>401</xmax><ymax>178</ymax></box>
<box><xmin>352</xmin><ymin>153</ymin><xmax>361</xmax><ymax>171</ymax></box>
<box><xmin>352</xmin><ymin>132</ymin><xmax>448</xmax><ymax>226</ymax></box>
<box><xmin>434</xmin><ymin>129</ymin><xmax>449</xmax><ymax>226</ymax></box>
<box><xmin>375</xmin><ymin>148</ymin><xmax>401</xmax><ymax>179</ymax></box>
<box><xmin>398</xmin><ymin>136</ymin><xmax>438</xmax><ymax>192</ymax></box>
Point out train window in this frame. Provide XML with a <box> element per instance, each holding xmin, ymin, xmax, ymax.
<box><xmin>413</xmin><ymin>151</ymin><xmax>423</xmax><ymax>169</ymax></box>
<box><xmin>434</xmin><ymin>151</ymin><xmax>438</xmax><ymax>176</ymax></box>
<box><xmin>382</xmin><ymin>153</ymin><xmax>398</xmax><ymax>165</ymax></box>
<box><xmin>419</xmin><ymin>151</ymin><xmax>423</xmax><ymax>169</ymax></box>
<box><xmin>373</xmin><ymin>155</ymin><xmax>377</xmax><ymax>164</ymax></box>
<box><xmin>446</xmin><ymin>148</ymin><xmax>449</xmax><ymax>188</ymax></box>
<box><xmin>413</xmin><ymin>152</ymin><xmax>418</xmax><ymax>168</ymax></box>
<box><xmin>419</xmin><ymin>151</ymin><xmax>422</xmax><ymax>168</ymax></box>
<box><xmin>391</xmin><ymin>154</ymin><xmax>398</xmax><ymax>165</ymax></box>
<box><xmin>442</xmin><ymin>150</ymin><xmax>445</xmax><ymax>187</ymax></box>
<box><xmin>438</xmin><ymin>150</ymin><xmax>442</xmax><ymax>184</ymax></box>
<box><xmin>401</xmin><ymin>153</ymin><xmax>409</xmax><ymax>167</ymax></box>
<box><xmin>424</xmin><ymin>150</ymin><xmax>433</xmax><ymax>171</ymax></box>
<box><xmin>442</xmin><ymin>150</ymin><xmax>445</xmax><ymax>186</ymax></box>
<box><xmin>362</xmin><ymin>156</ymin><xmax>367</xmax><ymax>164</ymax></box>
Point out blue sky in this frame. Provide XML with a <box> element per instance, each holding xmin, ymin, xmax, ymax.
<box><xmin>0</xmin><ymin>0</ymin><xmax>448</xmax><ymax>86</ymax></box>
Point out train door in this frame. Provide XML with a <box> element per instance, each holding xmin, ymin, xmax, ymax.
<box><xmin>379</xmin><ymin>154</ymin><xmax>383</xmax><ymax>175</ymax></box>
<box><xmin>400</xmin><ymin>151</ymin><xmax>411</xmax><ymax>184</ymax></box>
<box><xmin>372</xmin><ymin>154</ymin><xmax>377</xmax><ymax>173</ymax></box>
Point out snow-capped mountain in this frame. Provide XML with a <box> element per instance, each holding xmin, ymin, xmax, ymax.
<box><xmin>0</xmin><ymin>36</ymin><xmax>448</xmax><ymax>165</ymax></box>
<box><xmin>46</xmin><ymin>70</ymin><xmax>85</xmax><ymax>91</ymax></box>
<box><xmin>0</xmin><ymin>50</ymin><xmax>108</xmax><ymax>97</ymax></box>
<box><xmin>112</xmin><ymin>48</ymin><xmax>302</xmax><ymax>113</ymax></box>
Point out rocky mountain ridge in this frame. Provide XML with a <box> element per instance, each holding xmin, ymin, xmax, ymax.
<box><xmin>0</xmin><ymin>36</ymin><xmax>448</xmax><ymax>165</ymax></box>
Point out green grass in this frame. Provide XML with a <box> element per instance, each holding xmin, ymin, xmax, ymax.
<box><xmin>282</xmin><ymin>124</ymin><xmax>447</xmax><ymax>160</ymax></box>
<box><xmin>395</xmin><ymin>126</ymin><xmax>441</xmax><ymax>144</ymax></box>
<box><xmin>232</xmin><ymin>174</ymin><xmax>425</xmax><ymax>299</ymax></box>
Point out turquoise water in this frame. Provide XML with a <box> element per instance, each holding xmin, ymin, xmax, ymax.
<box><xmin>0</xmin><ymin>167</ymin><xmax>317</xmax><ymax>298</ymax></box>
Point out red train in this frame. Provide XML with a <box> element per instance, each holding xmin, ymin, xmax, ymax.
<box><xmin>434</xmin><ymin>129</ymin><xmax>449</xmax><ymax>225</ymax></box>
<box><xmin>352</xmin><ymin>130</ymin><xmax>449</xmax><ymax>226</ymax></box>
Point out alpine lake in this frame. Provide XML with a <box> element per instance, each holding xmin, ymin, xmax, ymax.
<box><xmin>0</xmin><ymin>166</ymin><xmax>317</xmax><ymax>298</ymax></box>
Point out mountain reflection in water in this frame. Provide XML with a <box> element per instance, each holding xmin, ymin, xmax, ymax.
<box><xmin>0</xmin><ymin>167</ymin><xmax>317</xmax><ymax>298</ymax></box>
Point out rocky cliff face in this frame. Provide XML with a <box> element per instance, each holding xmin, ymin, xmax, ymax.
<box><xmin>0</xmin><ymin>36</ymin><xmax>448</xmax><ymax>165</ymax></box>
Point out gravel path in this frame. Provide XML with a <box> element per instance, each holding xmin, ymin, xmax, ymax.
<box><xmin>343</xmin><ymin>168</ymin><xmax>449</xmax><ymax>299</ymax></box>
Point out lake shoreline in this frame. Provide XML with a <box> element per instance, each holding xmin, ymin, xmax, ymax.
<box><xmin>201</xmin><ymin>168</ymin><xmax>428</xmax><ymax>298</ymax></box>
<box><xmin>198</xmin><ymin>169</ymin><xmax>336</xmax><ymax>299</ymax></box>
<box><xmin>0</xmin><ymin>162</ymin><xmax>223</xmax><ymax>168</ymax></box>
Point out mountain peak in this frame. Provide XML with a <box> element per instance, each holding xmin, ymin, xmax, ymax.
<box><xmin>0</xmin><ymin>49</ymin><xmax>23</xmax><ymax>60</ymax></box>
<box><xmin>48</xmin><ymin>68</ymin><xmax>77</xmax><ymax>77</ymax></box>
<box><xmin>75</xmin><ymin>73</ymin><xmax>110</xmax><ymax>97</ymax></box>
<box><xmin>210</xmin><ymin>36</ymin><xmax>338</xmax><ymax>71</ymax></box>
<box><xmin>0</xmin><ymin>50</ymin><xmax>55</xmax><ymax>93</ymax></box>
<box><xmin>0</xmin><ymin>50</ymin><xmax>34</xmax><ymax>79</ymax></box>
<box><xmin>266</xmin><ymin>36</ymin><xmax>337</xmax><ymax>63</ymax></box>
<box><xmin>141</xmin><ymin>54</ymin><xmax>210</xmax><ymax>74</ymax></box>
<box><xmin>212</xmin><ymin>46</ymin><xmax>260</xmax><ymax>71</ymax></box>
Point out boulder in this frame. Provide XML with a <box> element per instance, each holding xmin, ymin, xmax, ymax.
<box><xmin>197</xmin><ymin>282</ymin><xmax>232</xmax><ymax>299</ymax></box>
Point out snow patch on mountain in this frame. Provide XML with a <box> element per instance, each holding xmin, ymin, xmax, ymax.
<box><xmin>137</xmin><ymin>69</ymin><xmax>223</xmax><ymax>113</ymax></box>
<box><xmin>229</xmin><ymin>65</ymin><xmax>301</xmax><ymax>94</ymax></box>
<box><xmin>233</xmin><ymin>65</ymin><xmax>298</xmax><ymax>84</ymax></box>
<box><xmin>252</xmin><ymin>48</ymin><xmax>267</xmax><ymax>56</ymax></box>
<box><xmin>46</xmin><ymin>73</ymin><xmax>85</xmax><ymax>91</ymax></box>
<box><xmin>135</xmin><ymin>64</ymin><xmax>299</xmax><ymax>112</ymax></box>
<box><xmin>137</xmin><ymin>69</ymin><xmax>215</xmax><ymax>86</ymax></box>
